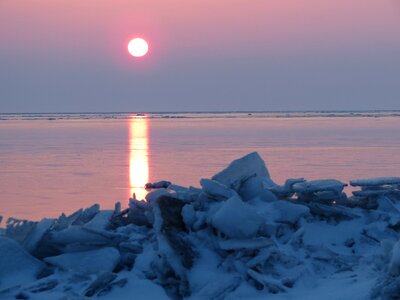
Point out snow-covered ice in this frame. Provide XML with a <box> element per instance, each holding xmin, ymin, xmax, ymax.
<box><xmin>1</xmin><ymin>152</ymin><xmax>399</xmax><ymax>299</ymax></box>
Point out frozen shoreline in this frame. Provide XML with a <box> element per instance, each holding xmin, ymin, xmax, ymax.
<box><xmin>1</xmin><ymin>152</ymin><xmax>400</xmax><ymax>299</ymax></box>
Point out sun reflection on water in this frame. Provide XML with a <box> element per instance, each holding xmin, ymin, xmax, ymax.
<box><xmin>129</xmin><ymin>117</ymin><xmax>149</xmax><ymax>200</ymax></box>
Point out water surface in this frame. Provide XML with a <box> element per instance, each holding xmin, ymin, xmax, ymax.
<box><xmin>1</xmin><ymin>112</ymin><xmax>399</xmax><ymax>220</ymax></box>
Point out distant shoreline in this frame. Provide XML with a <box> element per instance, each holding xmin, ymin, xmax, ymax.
<box><xmin>1</xmin><ymin>109</ymin><xmax>400</xmax><ymax>115</ymax></box>
<box><xmin>1</xmin><ymin>110</ymin><xmax>400</xmax><ymax>121</ymax></box>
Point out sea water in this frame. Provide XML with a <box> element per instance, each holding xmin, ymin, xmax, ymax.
<box><xmin>1</xmin><ymin>111</ymin><xmax>399</xmax><ymax>220</ymax></box>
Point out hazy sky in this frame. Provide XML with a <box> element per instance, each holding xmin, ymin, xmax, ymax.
<box><xmin>1</xmin><ymin>0</ymin><xmax>400</xmax><ymax>112</ymax></box>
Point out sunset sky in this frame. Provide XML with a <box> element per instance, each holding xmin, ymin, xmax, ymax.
<box><xmin>1</xmin><ymin>0</ymin><xmax>400</xmax><ymax>112</ymax></box>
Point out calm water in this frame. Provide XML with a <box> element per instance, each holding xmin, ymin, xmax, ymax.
<box><xmin>1</xmin><ymin>112</ymin><xmax>400</xmax><ymax>221</ymax></box>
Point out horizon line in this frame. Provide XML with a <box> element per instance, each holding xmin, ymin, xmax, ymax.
<box><xmin>1</xmin><ymin>109</ymin><xmax>400</xmax><ymax>115</ymax></box>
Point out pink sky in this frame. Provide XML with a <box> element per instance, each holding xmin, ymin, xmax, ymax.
<box><xmin>1</xmin><ymin>0</ymin><xmax>400</xmax><ymax>111</ymax></box>
<box><xmin>2</xmin><ymin>1</ymin><xmax>399</xmax><ymax>57</ymax></box>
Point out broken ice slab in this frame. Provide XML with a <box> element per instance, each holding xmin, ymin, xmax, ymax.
<box><xmin>353</xmin><ymin>189</ymin><xmax>400</xmax><ymax>198</ymax></box>
<box><xmin>145</xmin><ymin>181</ymin><xmax>172</xmax><ymax>189</ymax></box>
<box><xmin>0</xmin><ymin>237</ymin><xmax>45</xmax><ymax>289</ymax></box>
<box><xmin>49</xmin><ymin>225</ymin><xmax>126</xmax><ymax>250</ymax></box>
<box><xmin>350</xmin><ymin>177</ymin><xmax>400</xmax><ymax>203</ymax></box>
<box><xmin>84</xmin><ymin>210</ymin><xmax>114</xmax><ymax>230</ymax></box>
<box><xmin>54</xmin><ymin>204</ymin><xmax>100</xmax><ymax>231</ymax></box>
<box><xmin>272</xmin><ymin>200</ymin><xmax>310</xmax><ymax>224</ymax></box>
<box><xmin>212</xmin><ymin>152</ymin><xmax>270</xmax><ymax>191</ymax></box>
<box><xmin>192</xmin><ymin>275</ymin><xmax>242</xmax><ymax>300</ymax></box>
<box><xmin>389</xmin><ymin>240</ymin><xmax>400</xmax><ymax>276</ymax></box>
<box><xmin>84</xmin><ymin>272</ymin><xmax>118</xmax><ymax>297</ymax></box>
<box><xmin>246</xmin><ymin>247</ymin><xmax>275</xmax><ymax>268</ymax></box>
<box><xmin>211</xmin><ymin>194</ymin><xmax>264</xmax><ymax>238</ymax></box>
<box><xmin>200</xmin><ymin>178</ymin><xmax>234</xmax><ymax>200</ymax></box>
<box><xmin>268</xmin><ymin>178</ymin><xmax>305</xmax><ymax>198</ymax></box>
<box><xmin>152</xmin><ymin>195</ymin><xmax>196</xmax><ymax>270</ymax></box>
<box><xmin>292</xmin><ymin>179</ymin><xmax>347</xmax><ymax>194</ymax></box>
<box><xmin>306</xmin><ymin>202</ymin><xmax>361</xmax><ymax>220</ymax></box>
<box><xmin>350</xmin><ymin>177</ymin><xmax>400</xmax><ymax>187</ymax></box>
<box><xmin>238</xmin><ymin>176</ymin><xmax>277</xmax><ymax>200</ymax></box>
<box><xmin>6</xmin><ymin>218</ymin><xmax>37</xmax><ymax>243</ymax></box>
<box><xmin>22</xmin><ymin>218</ymin><xmax>55</xmax><ymax>253</ymax></box>
<box><xmin>44</xmin><ymin>247</ymin><xmax>120</xmax><ymax>275</ymax></box>
<box><xmin>218</xmin><ymin>237</ymin><xmax>274</xmax><ymax>251</ymax></box>
<box><xmin>247</xmin><ymin>269</ymin><xmax>287</xmax><ymax>293</ymax></box>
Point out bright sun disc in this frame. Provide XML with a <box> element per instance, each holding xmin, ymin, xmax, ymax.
<box><xmin>128</xmin><ymin>38</ymin><xmax>149</xmax><ymax>57</ymax></box>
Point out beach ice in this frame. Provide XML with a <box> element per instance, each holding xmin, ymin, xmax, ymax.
<box><xmin>0</xmin><ymin>152</ymin><xmax>399</xmax><ymax>299</ymax></box>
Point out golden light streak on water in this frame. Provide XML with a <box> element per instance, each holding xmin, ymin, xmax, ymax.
<box><xmin>129</xmin><ymin>117</ymin><xmax>149</xmax><ymax>200</ymax></box>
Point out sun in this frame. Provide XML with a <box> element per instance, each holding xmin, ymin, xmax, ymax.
<box><xmin>128</xmin><ymin>38</ymin><xmax>149</xmax><ymax>57</ymax></box>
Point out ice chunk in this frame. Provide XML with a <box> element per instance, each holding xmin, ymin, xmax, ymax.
<box><xmin>218</xmin><ymin>237</ymin><xmax>274</xmax><ymax>250</ymax></box>
<box><xmin>292</xmin><ymin>179</ymin><xmax>347</xmax><ymax>194</ymax></box>
<box><xmin>54</xmin><ymin>204</ymin><xmax>100</xmax><ymax>230</ymax></box>
<box><xmin>156</xmin><ymin>195</ymin><xmax>187</xmax><ymax>232</ymax></box>
<box><xmin>22</xmin><ymin>218</ymin><xmax>55</xmax><ymax>253</ymax></box>
<box><xmin>182</xmin><ymin>204</ymin><xmax>196</xmax><ymax>228</ymax></box>
<box><xmin>119</xmin><ymin>241</ymin><xmax>143</xmax><ymax>254</ymax></box>
<box><xmin>200</xmin><ymin>178</ymin><xmax>234</xmax><ymax>200</ymax></box>
<box><xmin>350</xmin><ymin>177</ymin><xmax>400</xmax><ymax>208</ymax></box>
<box><xmin>103</xmin><ymin>274</ymin><xmax>170</xmax><ymax>300</ymax></box>
<box><xmin>249</xmin><ymin>198</ymin><xmax>310</xmax><ymax>225</ymax></box>
<box><xmin>307</xmin><ymin>203</ymin><xmax>360</xmax><ymax>220</ymax></box>
<box><xmin>0</xmin><ymin>237</ymin><xmax>45</xmax><ymax>288</ymax></box>
<box><xmin>192</xmin><ymin>275</ymin><xmax>242</xmax><ymax>299</ymax></box>
<box><xmin>145</xmin><ymin>180</ymin><xmax>171</xmax><ymax>189</ymax></box>
<box><xmin>6</xmin><ymin>218</ymin><xmax>37</xmax><ymax>243</ymax></box>
<box><xmin>246</xmin><ymin>247</ymin><xmax>275</xmax><ymax>268</ymax></box>
<box><xmin>211</xmin><ymin>194</ymin><xmax>264</xmax><ymax>238</ymax></box>
<box><xmin>269</xmin><ymin>178</ymin><xmax>306</xmax><ymax>198</ymax></box>
<box><xmin>44</xmin><ymin>247</ymin><xmax>120</xmax><ymax>275</ymax></box>
<box><xmin>145</xmin><ymin>188</ymin><xmax>174</xmax><ymax>202</ymax></box>
<box><xmin>154</xmin><ymin>196</ymin><xmax>195</xmax><ymax>269</ymax></box>
<box><xmin>84</xmin><ymin>210</ymin><xmax>113</xmax><ymax>230</ymax></box>
<box><xmin>350</xmin><ymin>177</ymin><xmax>400</xmax><ymax>187</ymax></box>
<box><xmin>126</xmin><ymin>198</ymin><xmax>152</xmax><ymax>226</ymax></box>
<box><xmin>84</xmin><ymin>272</ymin><xmax>118</xmax><ymax>297</ymax></box>
<box><xmin>50</xmin><ymin>225</ymin><xmax>112</xmax><ymax>246</ymax></box>
<box><xmin>247</xmin><ymin>269</ymin><xmax>286</xmax><ymax>293</ymax></box>
<box><xmin>353</xmin><ymin>189</ymin><xmax>400</xmax><ymax>198</ymax></box>
<box><xmin>389</xmin><ymin>240</ymin><xmax>400</xmax><ymax>276</ymax></box>
<box><xmin>212</xmin><ymin>152</ymin><xmax>270</xmax><ymax>191</ymax></box>
<box><xmin>238</xmin><ymin>176</ymin><xmax>276</xmax><ymax>200</ymax></box>
<box><xmin>272</xmin><ymin>201</ymin><xmax>310</xmax><ymax>224</ymax></box>
<box><xmin>80</xmin><ymin>204</ymin><xmax>101</xmax><ymax>223</ymax></box>
<box><xmin>255</xmin><ymin>189</ymin><xmax>279</xmax><ymax>203</ymax></box>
